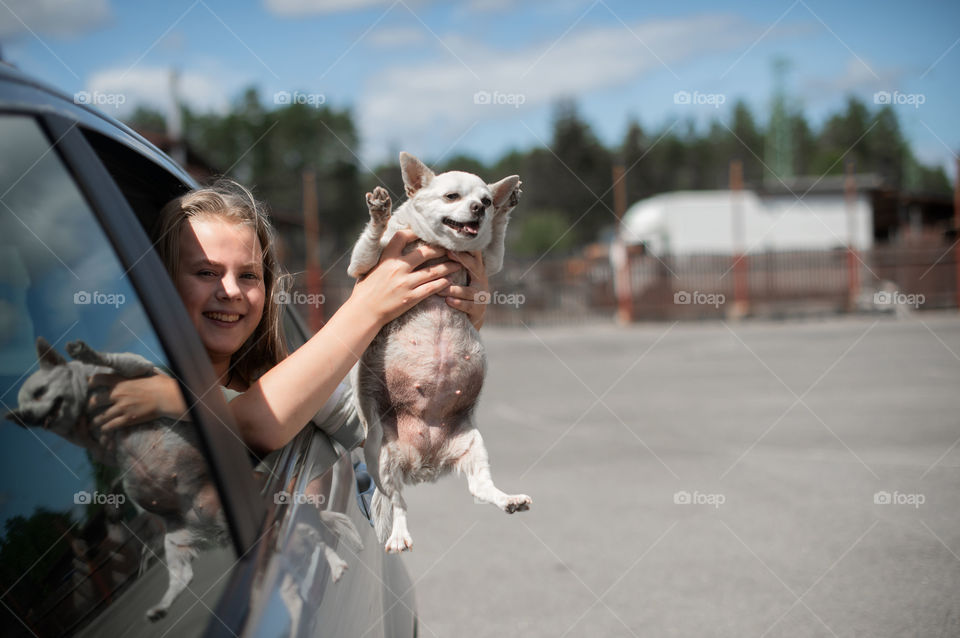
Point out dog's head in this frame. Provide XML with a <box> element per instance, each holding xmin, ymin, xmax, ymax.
<box><xmin>398</xmin><ymin>152</ymin><xmax>520</xmax><ymax>252</ymax></box>
<box><xmin>5</xmin><ymin>337</ymin><xmax>89</xmax><ymax>439</ymax></box>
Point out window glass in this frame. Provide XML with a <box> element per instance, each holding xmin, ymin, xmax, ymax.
<box><xmin>0</xmin><ymin>115</ymin><xmax>233</xmax><ymax>636</ymax></box>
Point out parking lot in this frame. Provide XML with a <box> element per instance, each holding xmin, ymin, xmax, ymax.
<box><xmin>402</xmin><ymin>313</ymin><xmax>960</xmax><ymax>637</ymax></box>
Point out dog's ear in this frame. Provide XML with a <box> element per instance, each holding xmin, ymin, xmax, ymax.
<box><xmin>36</xmin><ymin>337</ymin><xmax>65</xmax><ymax>369</ymax></box>
<box><xmin>488</xmin><ymin>175</ymin><xmax>521</xmax><ymax>210</ymax></box>
<box><xmin>399</xmin><ymin>152</ymin><xmax>435</xmax><ymax>198</ymax></box>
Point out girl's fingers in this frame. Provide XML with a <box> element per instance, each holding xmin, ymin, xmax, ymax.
<box><xmin>412</xmin><ymin>260</ymin><xmax>461</xmax><ymax>286</ymax></box>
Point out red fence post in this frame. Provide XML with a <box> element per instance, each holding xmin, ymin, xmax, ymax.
<box><xmin>612</xmin><ymin>164</ymin><xmax>633</xmax><ymax>323</ymax></box>
<box><xmin>845</xmin><ymin>161</ymin><xmax>860</xmax><ymax>312</ymax></box>
<box><xmin>954</xmin><ymin>157</ymin><xmax>960</xmax><ymax>310</ymax></box>
<box><xmin>730</xmin><ymin>160</ymin><xmax>749</xmax><ymax>317</ymax></box>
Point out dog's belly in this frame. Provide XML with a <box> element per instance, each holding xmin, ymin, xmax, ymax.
<box><xmin>116</xmin><ymin>423</ymin><xmax>210</xmax><ymax>517</ymax></box>
<box><xmin>373</xmin><ymin>296</ymin><xmax>485</xmax><ymax>457</ymax></box>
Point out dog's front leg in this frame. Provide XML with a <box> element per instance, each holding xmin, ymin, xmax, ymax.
<box><xmin>66</xmin><ymin>340</ymin><xmax>155</xmax><ymax>378</ymax></box>
<box><xmin>347</xmin><ymin>186</ymin><xmax>393</xmax><ymax>278</ymax></box>
<box><xmin>454</xmin><ymin>427</ymin><xmax>531</xmax><ymax>513</ymax></box>
<box><xmin>483</xmin><ymin>184</ymin><xmax>522</xmax><ymax>276</ymax></box>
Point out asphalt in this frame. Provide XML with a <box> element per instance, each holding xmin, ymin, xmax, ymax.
<box><xmin>400</xmin><ymin>312</ymin><xmax>960</xmax><ymax>638</ymax></box>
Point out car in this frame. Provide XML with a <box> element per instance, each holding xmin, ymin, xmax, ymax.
<box><xmin>0</xmin><ymin>61</ymin><xmax>416</xmax><ymax>637</ymax></box>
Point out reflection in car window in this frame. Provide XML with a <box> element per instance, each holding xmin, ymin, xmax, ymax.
<box><xmin>0</xmin><ymin>115</ymin><xmax>234</xmax><ymax>636</ymax></box>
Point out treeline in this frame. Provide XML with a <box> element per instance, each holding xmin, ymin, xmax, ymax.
<box><xmin>128</xmin><ymin>92</ymin><xmax>952</xmax><ymax>261</ymax></box>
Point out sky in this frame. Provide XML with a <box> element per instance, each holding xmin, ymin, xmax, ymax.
<box><xmin>1</xmin><ymin>0</ymin><xmax>958</xmax><ymax>180</ymax></box>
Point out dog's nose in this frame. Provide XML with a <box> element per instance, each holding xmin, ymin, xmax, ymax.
<box><xmin>470</xmin><ymin>201</ymin><xmax>485</xmax><ymax>216</ymax></box>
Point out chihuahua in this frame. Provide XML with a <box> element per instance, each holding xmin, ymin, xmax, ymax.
<box><xmin>348</xmin><ymin>152</ymin><xmax>531</xmax><ymax>553</ymax></box>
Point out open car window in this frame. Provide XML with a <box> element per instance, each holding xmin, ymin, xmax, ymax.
<box><xmin>0</xmin><ymin>114</ymin><xmax>235</xmax><ymax>636</ymax></box>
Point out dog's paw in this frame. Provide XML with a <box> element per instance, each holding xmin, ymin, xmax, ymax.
<box><xmin>384</xmin><ymin>529</ymin><xmax>413</xmax><ymax>554</ymax></box>
<box><xmin>501</xmin><ymin>494</ymin><xmax>531</xmax><ymax>514</ymax></box>
<box><xmin>366</xmin><ymin>187</ymin><xmax>392</xmax><ymax>224</ymax></box>
<box><xmin>66</xmin><ymin>340</ymin><xmax>95</xmax><ymax>362</ymax></box>
<box><xmin>327</xmin><ymin>553</ymin><xmax>348</xmax><ymax>582</ymax></box>
<box><xmin>146</xmin><ymin>606</ymin><xmax>167</xmax><ymax>622</ymax></box>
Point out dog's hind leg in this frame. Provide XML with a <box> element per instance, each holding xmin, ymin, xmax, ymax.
<box><xmin>66</xmin><ymin>340</ymin><xmax>155</xmax><ymax>378</ymax></box>
<box><xmin>373</xmin><ymin>442</ymin><xmax>413</xmax><ymax>553</ymax></box>
<box><xmin>347</xmin><ymin>186</ymin><xmax>393</xmax><ymax>278</ymax></box>
<box><xmin>453</xmin><ymin>426</ymin><xmax>531</xmax><ymax>514</ymax></box>
<box><xmin>146</xmin><ymin>527</ymin><xmax>198</xmax><ymax>621</ymax></box>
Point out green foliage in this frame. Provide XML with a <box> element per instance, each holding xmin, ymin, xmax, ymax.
<box><xmin>509</xmin><ymin>209</ymin><xmax>577</xmax><ymax>258</ymax></box>
<box><xmin>0</xmin><ymin>509</ymin><xmax>74</xmax><ymax>607</ymax></box>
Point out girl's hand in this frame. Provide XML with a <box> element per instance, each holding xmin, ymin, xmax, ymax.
<box><xmin>351</xmin><ymin>228</ymin><xmax>462</xmax><ymax>324</ymax></box>
<box><xmin>87</xmin><ymin>373</ymin><xmax>187</xmax><ymax>430</ymax></box>
<box><xmin>438</xmin><ymin>250</ymin><xmax>489</xmax><ymax>330</ymax></box>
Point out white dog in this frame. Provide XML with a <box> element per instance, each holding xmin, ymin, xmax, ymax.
<box><xmin>348</xmin><ymin>152</ymin><xmax>531</xmax><ymax>553</ymax></box>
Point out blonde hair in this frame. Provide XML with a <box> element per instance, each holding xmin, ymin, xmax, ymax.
<box><xmin>154</xmin><ymin>180</ymin><xmax>288</xmax><ymax>386</ymax></box>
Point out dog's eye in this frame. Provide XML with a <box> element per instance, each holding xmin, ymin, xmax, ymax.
<box><xmin>481</xmin><ymin>197</ymin><xmax>492</xmax><ymax>207</ymax></box>
<box><xmin>445</xmin><ymin>193</ymin><xmax>460</xmax><ymax>201</ymax></box>
<box><xmin>32</xmin><ymin>387</ymin><xmax>45</xmax><ymax>400</ymax></box>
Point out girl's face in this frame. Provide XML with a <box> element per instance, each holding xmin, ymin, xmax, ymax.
<box><xmin>175</xmin><ymin>217</ymin><xmax>266</xmax><ymax>370</ymax></box>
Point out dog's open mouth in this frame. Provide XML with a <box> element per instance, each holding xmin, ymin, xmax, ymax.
<box><xmin>442</xmin><ymin>218</ymin><xmax>480</xmax><ymax>237</ymax></box>
<box><xmin>43</xmin><ymin>396</ymin><xmax>63</xmax><ymax>428</ymax></box>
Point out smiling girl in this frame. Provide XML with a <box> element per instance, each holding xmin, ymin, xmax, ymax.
<box><xmin>89</xmin><ymin>180</ymin><xmax>489</xmax><ymax>454</ymax></box>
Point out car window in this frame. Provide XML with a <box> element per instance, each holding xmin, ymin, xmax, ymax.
<box><xmin>0</xmin><ymin>114</ymin><xmax>235</xmax><ymax>636</ymax></box>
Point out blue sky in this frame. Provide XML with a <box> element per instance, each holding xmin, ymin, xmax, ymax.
<box><xmin>2</xmin><ymin>0</ymin><xmax>958</xmax><ymax>179</ymax></box>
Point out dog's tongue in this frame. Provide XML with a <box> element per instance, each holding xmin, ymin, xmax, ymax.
<box><xmin>464</xmin><ymin>222</ymin><xmax>479</xmax><ymax>236</ymax></box>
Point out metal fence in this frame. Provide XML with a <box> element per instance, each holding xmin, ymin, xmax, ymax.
<box><xmin>291</xmin><ymin>244</ymin><xmax>959</xmax><ymax>327</ymax></box>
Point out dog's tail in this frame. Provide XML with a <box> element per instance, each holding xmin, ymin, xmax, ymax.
<box><xmin>371</xmin><ymin>488</ymin><xmax>392</xmax><ymax>544</ymax></box>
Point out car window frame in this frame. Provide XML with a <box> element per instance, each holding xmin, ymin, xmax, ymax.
<box><xmin>0</xmin><ymin>104</ymin><xmax>267</xmax><ymax>554</ymax></box>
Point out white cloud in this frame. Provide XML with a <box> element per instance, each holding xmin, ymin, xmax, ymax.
<box><xmin>264</xmin><ymin>0</ymin><xmax>396</xmax><ymax>16</ymax></box>
<box><xmin>803</xmin><ymin>57</ymin><xmax>903</xmax><ymax>98</ymax></box>
<box><xmin>357</xmin><ymin>14</ymin><xmax>769</xmax><ymax>161</ymax></box>
<box><xmin>367</xmin><ymin>26</ymin><xmax>427</xmax><ymax>48</ymax></box>
<box><xmin>0</xmin><ymin>0</ymin><xmax>111</xmax><ymax>39</ymax></box>
<box><xmin>84</xmin><ymin>66</ymin><xmax>239</xmax><ymax>118</ymax></box>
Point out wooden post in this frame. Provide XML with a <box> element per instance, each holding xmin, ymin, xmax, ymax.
<box><xmin>612</xmin><ymin>164</ymin><xmax>633</xmax><ymax>323</ymax></box>
<box><xmin>302</xmin><ymin>169</ymin><xmax>324</xmax><ymax>332</ymax></box>
<box><xmin>845</xmin><ymin>161</ymin><xmax>860</xmax><ymax>312</ymax></box>
<box><xmin>730</xmin><ymin>160</ymin><xmax>749</xmax><ymax>317</ymax></box>
<box><xmin>955</xmin><ymin>157</ymin><xmax>960</xmax><ymax>310</ymax></box>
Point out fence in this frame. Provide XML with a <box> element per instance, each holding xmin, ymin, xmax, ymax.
<box><xmin>290</xmin><ymin>244</ymin><xmax>959</xmax><ymax>327</ymax></box>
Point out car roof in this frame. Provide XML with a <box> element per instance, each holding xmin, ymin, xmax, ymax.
<box><xmin>0</xmin><ymin>62</ymin><xmax>198</xmax><ymax>189</ymax></box>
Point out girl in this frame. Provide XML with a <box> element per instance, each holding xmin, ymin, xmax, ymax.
<box><xmin>88</xmin><ymin>180</ymin><xmax>490</xmax><ymax>453</ymax></box>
